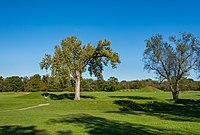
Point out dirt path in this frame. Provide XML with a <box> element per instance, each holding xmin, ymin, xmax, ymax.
<box><xmin>0</xmin><ymin>103</ymin><xmax>50</xmax><ymax>112</ymax></box>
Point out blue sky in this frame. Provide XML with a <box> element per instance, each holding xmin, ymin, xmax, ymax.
<box><xmin>0</xmin><ymin>0</ymin><xmax>200</xmax><ymax>81</ymax></box>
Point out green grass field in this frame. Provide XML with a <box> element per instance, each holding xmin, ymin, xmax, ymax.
<box><xmin>0</xmin><ymin>89</ymin><xmax>200</xmax><ymax>135</ymax></box>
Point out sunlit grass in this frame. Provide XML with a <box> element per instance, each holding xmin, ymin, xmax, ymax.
<box><xmin>0</xmin><ymin>91</ymin><xmax>200</xmax><ymax>135</ymax></box>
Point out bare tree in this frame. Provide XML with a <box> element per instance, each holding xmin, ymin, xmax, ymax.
<box><xmin>143</xmin><ymin>33</ymin><xmax>200</xmax><ymax>101</ymax></box>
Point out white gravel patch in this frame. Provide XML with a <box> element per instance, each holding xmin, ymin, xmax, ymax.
<box><xmin>0</xmin><ymin>103</ymin><xmax>50</xmax><ymax>112</ymax></box>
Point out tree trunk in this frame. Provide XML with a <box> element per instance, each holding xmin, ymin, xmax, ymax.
<box><xmin>172</xmin><ymin>90</ymin><xmax>179</xmax><ymax>101</ymax></box>
<box><xmin>170</xmin><ymin>81</ymin><xmax>180</xmax><ymax>101</ymax></box>
<box><xmin>74</xmin><ymin>70</ymin><xmax>81</xmax><ymax>100</ymax></box>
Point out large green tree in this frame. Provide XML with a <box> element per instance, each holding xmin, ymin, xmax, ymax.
<box><xmin>41</xmin><ymin>36</ymin><xmax>120</xmax><ymax>100</ymax></box>
<box><xmin>143</xmin><ymin>33</ymin><xmax>200</xmax><ymax>101</ymax></box>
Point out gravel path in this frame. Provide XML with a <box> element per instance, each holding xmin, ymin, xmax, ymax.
<box><xmin>0</xmin><ymin>103</ymin><xmax>50</xmax><ymax>112</ymax></box>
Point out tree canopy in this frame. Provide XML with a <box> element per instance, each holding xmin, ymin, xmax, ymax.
<box><xmin>40</xmin><ymin>36</ymin><xmax>120</xmax><ymax>100</ymax></box>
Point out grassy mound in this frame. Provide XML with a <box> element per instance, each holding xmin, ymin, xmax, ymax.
<box><xmin>136</xmin><ymin>86</ymin><xmax>162</xmax><ymax>92</ymax></box>
<box><xmin>16</xmin><ymin>92</ymin><xmax>44</xmax><ymax>99</ymax></box>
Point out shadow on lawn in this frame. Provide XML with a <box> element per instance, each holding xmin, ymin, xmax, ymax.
<box><xmin>42</xmin><ymin>93</ymin><xmax>95</xmax><ymax>100</ymax></box>
<box><xmin>0</xmin><ymin>125</ymin><xmax>48</xmax><ymax>135</ymax></box>
<box><xmin>109</xmin><ymin>96</ymin><xmax>154</xmax><ymax>100</ymax></box>
<box><xmin>111</xmin><ymin>99</ymin><xmax>200</xmax><ymax>122</ymax></box>
<box><xmin>48</xmin><ymin>113</ymin><xmax>194</xmax><ymax>135</ymax></box>
<box><xmin>57</xmin><ymin>130</ymin><xmax>73</xmax><ymax>135</ymax></box>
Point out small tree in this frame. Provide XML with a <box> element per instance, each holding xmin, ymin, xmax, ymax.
<box><xmin>143</xmin><ymin>33</ymin><xmax>200</xmax><ymax>101</ymax></box>
<box><xmin>41</xmin><ymin>36</ymin><xmax>120</xmax><ymax>100</ymax></box>
<box><xmin>40</xmin><ymin>54</ymin><xmax>52</xmax><ymax>91</ymax></box>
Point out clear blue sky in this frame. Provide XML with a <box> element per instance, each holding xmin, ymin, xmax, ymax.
<box><xmin>0</xmin><ymin>0</ymin><xmax>200</xmax><ymax>81</ymax></box>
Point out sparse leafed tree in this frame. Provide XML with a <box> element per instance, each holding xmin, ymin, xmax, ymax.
<box><xmin>40</xmin><ymin>54</ymin><xmax>52</xmax><ymax>73</ymax></box>
<box><xmin>40</xmin><ymin>54</ymin><xmax>52</xmax><ymax>89</ymax></box>
<box><xmin>41</xmin><ymin>36</ymin><xmax>120</xmax><ymax>100</ymax></box>
<box><xmin>143</xmin><ymin>33</ymin><xmax>200</xmax><ymax>101</ymax></box>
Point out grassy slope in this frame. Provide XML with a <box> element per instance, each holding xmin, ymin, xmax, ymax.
<box><xmin>0</xmin><ymin>91</ymin><xmax>200</xmax><ymax>135</ymax></box>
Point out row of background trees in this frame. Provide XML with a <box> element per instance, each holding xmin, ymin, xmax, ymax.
<box><xmin>0</xmin><ymin>75</ymin><xmax>199</xmax><ymax>92</ymax></box>
<box><xmin>1</xmin><ymin>33</ymin><xmax>199</xmax><ymax>101</ymax></box>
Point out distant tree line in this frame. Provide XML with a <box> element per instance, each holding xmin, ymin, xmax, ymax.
<box><xmin>0</xmin><ymin>75</ymin><xmax>199</xmax><ymax>92</ymax></box>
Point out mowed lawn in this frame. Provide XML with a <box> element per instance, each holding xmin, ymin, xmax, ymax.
<box><xmin>0</xmin><ymin>90</ymin><xmax>200</xmax><ymax>135</ymax></box>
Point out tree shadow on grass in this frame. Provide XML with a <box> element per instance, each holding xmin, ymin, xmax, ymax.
<box><xmin>112</xmin><ymin>99</ymin><xmax>200</xmax><ymax>122</ymax></box>
<box><xmin>0</xmin><ymin>125</ymin><xmax>48</xmax><ymax>135</ymax></box>
<box><xmin>48</xmin><ymin>113</ymin><xmax>194</xmax><ymax>135</ymax></box>
<box><xmin>109</xmin><ymin>96</ymin><xmax>154</xmax><ymax>100</ymax></box>
<box><xmin>42</xmin><ymin>93</ymin><xmax>96</xmax><ymax>100</ymax></box>
<box><xmin>57</xmin><ymin>130</ymin><xmax>73</xmax><ymax>135</ymax></box>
